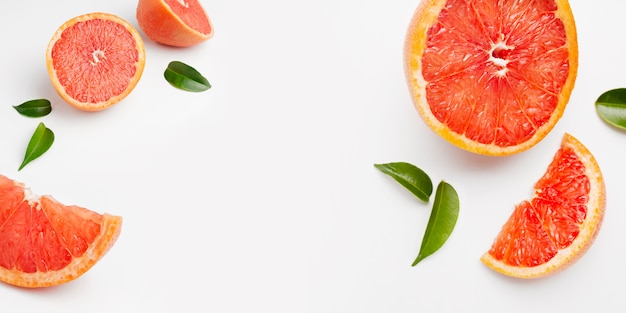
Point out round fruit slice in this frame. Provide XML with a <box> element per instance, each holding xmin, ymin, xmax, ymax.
<box><xmin>0</xmin><ymin>175</ymin><xmax>122</xmax><ymax>288</ymax></box>
<box><xmin>46</xmin><ymin>12</ymin><xmax>146</xmax><ymax>111</ymax></box>
<box><xmin>404</xmin><ymin>0</ymin><xmax>578</xmax><ymax>156</ymax></box>
<box><xmin>136</xmin><ymin>0</ymin><xmax>214</xmax><ymax>47</ymax></box>
<box><xmin>481</xmin><ymin>133</ymin><xmax>605</xmax><ymax>279</ymax></box>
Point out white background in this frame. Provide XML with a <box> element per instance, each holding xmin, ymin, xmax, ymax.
<box><xmin>0</xmin><ymin>0</ymin><xmax>625</xmax><ymax>312</ymax></box>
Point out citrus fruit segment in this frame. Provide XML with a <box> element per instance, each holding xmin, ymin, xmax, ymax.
<box><xmin>136</xmin><ymin>0</ymin><xmax>214</xmax><ymax>47</ymax></box>
<box><xmin>481</xmin><ymin>133</ymin><xmax>605</xmax><ymax>279</ymax></box>
<box><xmin>46</xmin><ymin>12</ymin><xmax>146</xmax><ymax>111</ymax></box>
<box><xmin>0</xmin><ymin>175</ymin><xmax>122</xmax><ymax>288</ymax></box>
<box><xmin>404</xmin><ymin>0</ymin><xmax>578</xmax><ymax>156</ymax></box>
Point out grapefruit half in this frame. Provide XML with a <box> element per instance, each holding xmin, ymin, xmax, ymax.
<box><xmin>46</xmin><ymin>12</ymin><xmax>146</xmax><ymax>111</ymax></box>
<box><xmin>404</xmin><ymin>0</ymin><xmax>578</xmax><ymax>156</ymax></box>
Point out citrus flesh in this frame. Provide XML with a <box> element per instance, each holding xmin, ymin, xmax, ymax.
<box><xmin>46</xmin><ymin>12</ymin><xmax>146</xmax><ymax>111</ymax></box>
<box><xmin>136</xmin><ymin>0</ymin><xmax>214</xmax><ymax>47</ymax></box>
<box><xmin>481</xmin><ymin>133</ymin><xmax>605</xmax><ymax>278</ymax></box>
<box><xmin>0</xmin><ymin>175</ymin><xmax>122</xmax><ymax>288</ymax></box>
<box><xmin>404</xmin><ymin>0</ymin><xmax>578</xmax><ymax>156</ymax></box>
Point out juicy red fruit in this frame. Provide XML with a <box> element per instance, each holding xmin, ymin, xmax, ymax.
<box><xmin>0</xmin><ymin>175</ymin><xmax>102</xmax><ymax>273</ymax></box>
<box><xmin>0</xmin><ymin>201</ymin><xmax>72</xmax><ymax>272</ymax></box>
<box><xmin>422</xmin><ymin>0</ymin><xmax>570</xmax><ymax>147</ymax></box>
<box><xmin>50</xmin><ymin>19</ymin><xmax>140</xmax><ymax>104</ymax></box>
<box><xmin>489</xmin><ymin>146</ymin><xmax>590</xmax><ymax>266</ymax></box>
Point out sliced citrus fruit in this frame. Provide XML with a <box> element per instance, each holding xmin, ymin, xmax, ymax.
<box><xmin>136</xmin><ymin>0</ymin><xmax>214</xmax><ymax>47</ymax></box>
<box><xmin>46</xmin><ymin>12</ymin><xmax>146</xmax><ymax>111</ymax></box>
<box><xmin>404</xmin><ymin>0</ymin><xmax>578</xmax><ymax>156</ymax></box>
<box><xmin>0</xmin><ymin>175</ymin><xmax>122</xmax><ymax>288</ymax></box>
<box><xmin>481</xmin><ymin>133</ymin><xmax>605</xmax><ymax>279</ymax></box>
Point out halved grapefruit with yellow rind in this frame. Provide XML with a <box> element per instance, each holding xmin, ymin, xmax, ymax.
<box><xmin>46</xmin><ymin>12</ymin><xmax>145</xmax><ymax>111</ymax></box>
<box><xmin>404</xmin><ymin>0</ymin><xmax>578</xmax><ymax>156</ymax></box>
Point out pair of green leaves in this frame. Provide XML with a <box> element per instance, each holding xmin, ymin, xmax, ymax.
<box><xmin>375</xmin><ymin>162</ymin><xmax>459</xmax><ymax>266</ymax></box>
<box><xmin>596</xmin><ymin>88</ymin><xmax>626</xmax><ymax>130</ymax></box>
<box><xmin>13</xmin><ymin>99</ymin><xmax>54</xmax><ymax>171</ymax></box>
<box><xmin>164</xmin><ymin>61</ymin><xmax>211</xmax><ymax>92</ymax></box>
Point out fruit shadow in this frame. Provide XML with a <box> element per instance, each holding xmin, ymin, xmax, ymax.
<box><xmin>4</xmin><ymin>277</ymin><xmax>87</xmax><ymax>295</ymax></box>
<box><xmin>480</xmin><ymin>264</ymin><xmax>565</xmax><ymax>286</ymax></box>
<box><xmin>601</xmin><ymin>121</ymin><xmax>626</xmax><ymax>135</ymax></box>
<box><xmin>433</xmin><ymin>139</ymin><xmax>523</xmax><ymax>171</ymax></box>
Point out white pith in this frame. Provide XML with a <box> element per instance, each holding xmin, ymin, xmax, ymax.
<box><xmin>488</xmin><ymin>34</ymin><xmax>514</xmax><ymax>77</ymax></box>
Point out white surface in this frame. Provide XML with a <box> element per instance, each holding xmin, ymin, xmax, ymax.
<box><xmin>0</xmin><ymin>0</ymin><xmax>625</xmax><ymax>312</ymax></box>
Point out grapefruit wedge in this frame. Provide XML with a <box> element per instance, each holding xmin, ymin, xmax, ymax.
<box><xmin>404</xmin><ymin>0</ymin><xmax>578</xmax><ymax>155</ymax></box>
<box><xmin>136</xmin><ymin>0</ymin><xmax>214</xmax><ymax>47</ymax></box>
<box><xmin>481</xmin><ymin>133</ymin><xmax>605</xmax><ymax>278</ymax></box>
<box><xmin>0</xmin><ymin>175</ymin><xmax>122</xmax><ymax>288</ymax></box>
<box><xmin>46</xmin><ymin>12</ymin><xmax>146</xmax><ymax>111</ymax></box>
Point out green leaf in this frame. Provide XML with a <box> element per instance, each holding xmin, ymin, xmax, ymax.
<box><xmin>595</xmin><ymin>88</ymin><xmax>626</xmax><ymax>130</ymax></box>
<box><xmin>164</xmin><ymin>61</ymin><xmax>211</xmax><ymax>92</ymax></box>
<box><xmin>13</xmin><ymin>99</ymin><xmax>52</xmax><ymax>118</ymax></box>
<box><xmin>412</xmin><ymin>181</ymin><xmax>459</xmax><ymax>266</ymax></box>
<box><xmin>374</xmin><ymin>162</ymin><xmax>433</xmax><ymax>203</ymax></box>
<box><xmin>19</xmin><ymin>122</ymin><xmax>54</xmax><ymax>171</ymax></box>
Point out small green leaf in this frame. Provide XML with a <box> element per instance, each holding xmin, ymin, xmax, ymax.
<box><xmin>412</xmin><ymin>181</ymin><xmax>459</xmax><ymax>266</ymax></box>
<box><xmin>374</xmin><ymin>162</ymin><xmax>433</xmax><ymax>202</ymax></box>
<box><xmin>13</xmin><ymin>99</ymin><xmax>52</xmax><ymax>117</ymax></box>
<box><xmin>19</xmin><ymin>122</ymin><xmax>54</xmax><ymax>171</ymax></box>
<box><xmin>595</xmin><ymin>88</ymin><xmax>626</xmax><ymax>129</ymax></box>
<box><xmin>164</xmin><ymin>61</ymin><xmax>211</xmax><ymax>92</ymax></box>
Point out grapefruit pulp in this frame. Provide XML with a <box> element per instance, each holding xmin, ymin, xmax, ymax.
<box><xmin>0</xmin><ymin>175</ymin><xmax>122</xmax><ymax>288</ymax></box>
<box><xmin>404</xmin><ymin>0</ymin><xmax>578</xmax><ymax>156</ymax></box>
<box><xmin>46</xmin><ymin>12</ymin><xmax>146</xmax><ymax>111</ymax></box>
<box><xmin>481</xmin><ymin>133</ymin><xmax>605</xmax><ymax>278</ymax></box>
<box><xmin>136</xmin><ymin>0</ymin><xmax>214</xmax><ymax>47</ymax></box>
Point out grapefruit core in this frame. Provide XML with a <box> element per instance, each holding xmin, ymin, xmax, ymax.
<box><xmin>404</xmin><ymin>0</ymin><xmax>578</xmax><ymax>156</ymax></box>
<box><xmin>46</xmin><ymin>12</ymin><xmax>146</xmax><ymax>111</ymax></box>
<box><xmin>0</xmin><ymin>175</ymin><xmax>122</xmax><ymax>288</ymax></box>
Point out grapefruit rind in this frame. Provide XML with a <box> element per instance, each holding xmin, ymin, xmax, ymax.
<box><xmin>403</xmin><ymin>0</ymin><xmax>579</xmax><ymax>156</ymax></box>
<box><xmin>45</xmin><ymin>12</ymin><xmax>146</xmax><ymax>111</ymax></box>
<box><xmin>136</xmin><ymin>0</ymin><xmax>214</xmax><ymax>47</ymax></box>
<box><xmin>480</xmin><ymin>133</ymin><xmax>605</xmax><ymax>279</ymax></box>
<box><xmin>0</xmin><ymin>213</ymin><xmax>121</xmax><ymax>288</ymax></box>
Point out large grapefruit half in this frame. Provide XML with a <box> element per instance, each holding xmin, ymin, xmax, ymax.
<box><xmin>404</xmin><ymin>0</ymin><xmax>578</xmax><ymax>156</ymax></box>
